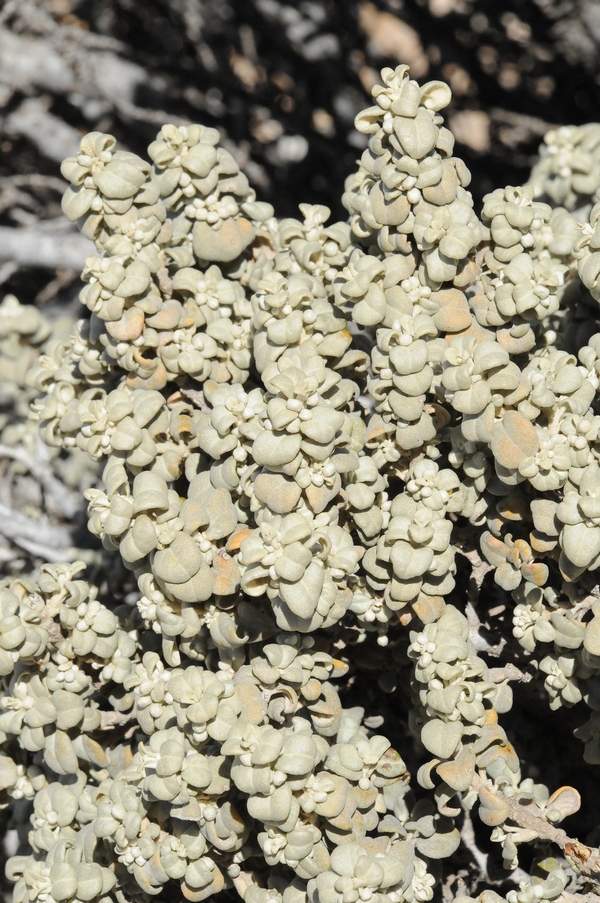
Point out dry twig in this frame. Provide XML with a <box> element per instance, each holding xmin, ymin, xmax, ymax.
<box><xmin>0</xmin><ymin>441</ymin><xmax>82</xmax><ymax>519</ymax></box>
<box><xmin>472</xmin><ymin>773</ymin><xmax>600</xmax><ymax>881</ymax></box>
<box><xmin>0</xmin><ymin>226</ymin><xmax>94</xmax><ymax>271</ymax></box>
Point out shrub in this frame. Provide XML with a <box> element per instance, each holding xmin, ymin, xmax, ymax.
<box><xmin>4</xmin><ymin>64</ymin><xmax>600</xmax><ymax>903</ymax></box>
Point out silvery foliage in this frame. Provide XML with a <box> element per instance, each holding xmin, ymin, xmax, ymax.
<box><xmin>5</xmin><ymin>63</ymin><xmax>600</xmax><ymax>903</ymax></box>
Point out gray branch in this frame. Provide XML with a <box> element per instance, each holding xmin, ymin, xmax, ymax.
<box><xmin>7</xmin><ymin>98</ymin><xmax>81</xmax><ymax>163</ymax></box>
<box><xmin>0</xmin><ymin>440</ymin><xmax>82</xmax><ymax>520</ymax></box>
<box><xmin>0</xmin><ymin>27</ymin><xmax>73</xmax><ymax>93</ymax></box>
<box><xmin>0</xmin><ymin>502</ymin><xmax>73</xmax><ymax>549</ymax></box>
<box><xmin>0</xmin><ymin>226</ymin><xmax>93</xmax><ymax>271</ymax></box>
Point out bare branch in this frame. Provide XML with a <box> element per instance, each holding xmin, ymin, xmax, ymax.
<box><xmin>490</xmin><ymin>107</ymin><xmax>560</xmax><ymax>137</ymax></box>
<box><xmin>180</xmin><ymin>388</ymin><xmax>211</xmax><ymax>412</ymax></box>
<box><xmin>0</xmin><ymin>439</ymin><xmax>83</xmax><ymax>519</ymax></box>
<box><xmin>459</xmin><ymin>547</ymin><xmax>493</xmax><ymax>600</ymax></box>
<box><xmin>488</xmin><ymin>663</ymin><xmax>535</xmax><ymax>684</ymax></box>
<box><xmin>0</xmin><ymin>260</ymin><xmax>18</xmax><ymax>286</ymax></box>
<box><xmin>7</xmin><ymin>98</ymin><xmax>81</xmax><ymax>163</ymax></box>
<box><xmin>0</xmin><ymin>27</ymin><xmax>73</xmax><ymax>93</ymax></box>
<box><xmin>0</xmin><ymin>174</ymin><xmax>67</xmax><ymax>194</ymax></box>
<box><xmin>0</xmin><ymin>226</ymin><xmax>94</xmax><ymax>271</ymax></box>
<box><xmin>99</xmin><ymin>710</ymin><xmax>136</xmax><ymax>730</ymax></box>
<box><xmin>562</xmin><ymin>893</ymin><xmax>600</xmax><ymax>903</ymax></box>
<box><xmin>472</xmin><ymin>773</ymin><xmax>600</xmax><ymax>880</ymax></box>
<box><xmin>0</xmin><ymin>502</ymin><xmax>73</xmax><ymax>547</ymax></box>
<box><xmin>0</xmin><ymin>502</ymin><xmax>87</xmax><ymax>563</ymax></box>
<box><xmin>460</xmin><ymin>806</ymin><xmax>489</xmax><ymax>881</ymax></box>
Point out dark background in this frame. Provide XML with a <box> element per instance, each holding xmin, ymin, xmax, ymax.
<box><xmin>3</xmin><ymin>0</ymin><xmax>600</xmax><ymax>306</ymax></box>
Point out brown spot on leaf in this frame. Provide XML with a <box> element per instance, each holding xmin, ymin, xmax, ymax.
<box><xmin>491</xmin><ymin>410</ymin><xmax>539</xmax><ymax>469</ymax></box>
